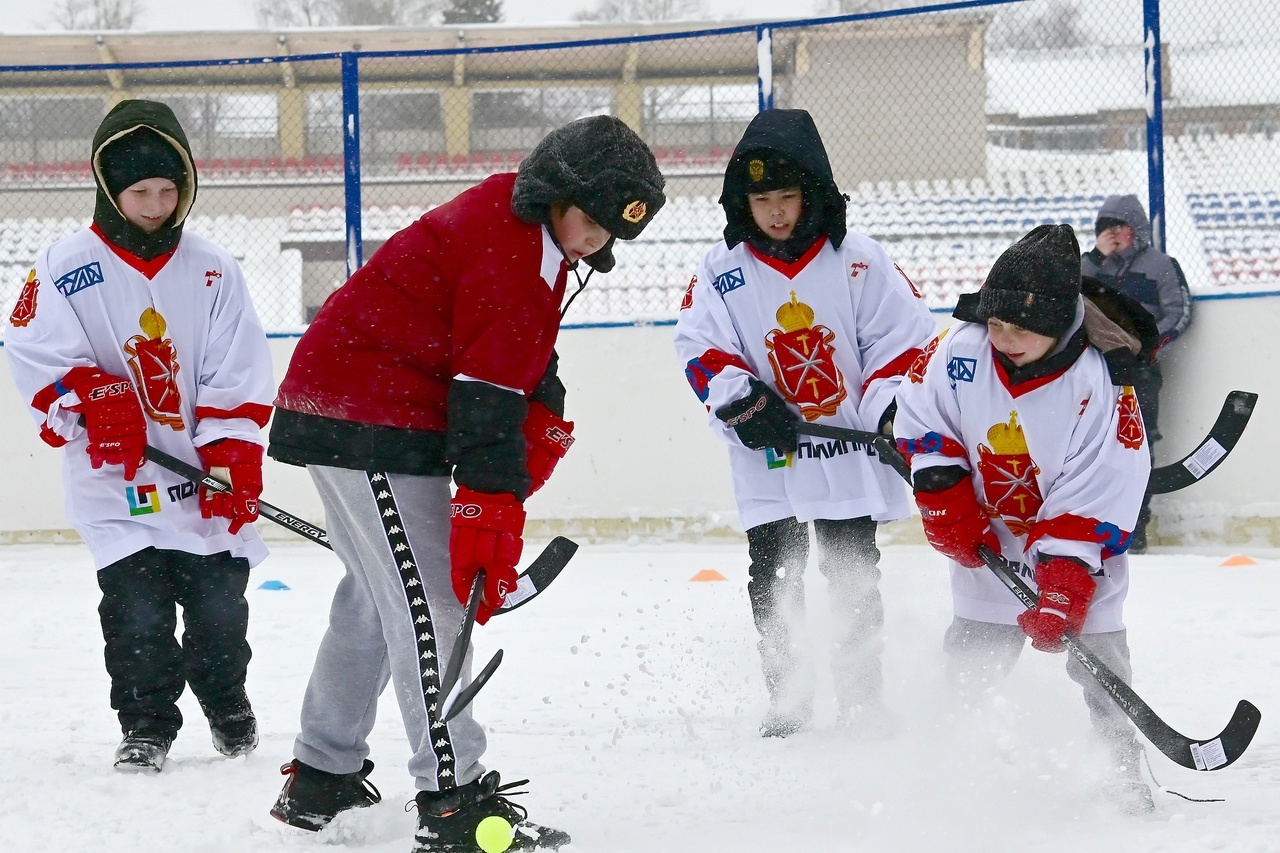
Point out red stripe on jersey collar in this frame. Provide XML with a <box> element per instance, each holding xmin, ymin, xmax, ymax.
<box><xmin>90</xmin><ymin>223</ymin><xmax>176</xmax><ymax>280</ymax></box>
<box><xmin>992</xmin><ymin>347</ymin><xmax>1072</xmax><ymax>398</ymax></box>
<box><xmin>746</xmin><ymin>235</ymin><xmax>827</xmax><ymax>279</ymax></box>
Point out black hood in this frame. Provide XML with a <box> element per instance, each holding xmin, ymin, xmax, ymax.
<box><xmin>719</xmin><ymin>109</ymin><xmax>847</xmax><ymax>261</ymax></box>
<box><xmin>91</xmin><ymin>99</ymin><xmax>197</xmax><ymax>260</ymax></box>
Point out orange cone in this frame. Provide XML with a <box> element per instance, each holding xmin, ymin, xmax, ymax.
<box><xmin>690</xmin><ymin>569</ymin><xmax>727</xmax><ymax>582</ymax></box>
<box><xmin>1221</xmin><ymin>554</ymin><xmax>1257</xmax><ymax>567</ymax></box>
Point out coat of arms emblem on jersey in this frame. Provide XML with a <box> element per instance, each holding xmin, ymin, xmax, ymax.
<box><xmin>1116</xmin><ymin>385</ymin><xmax>1145</xmax><ymax>450</ymax></box>
<box><xmin>124</xmin><ymin>308</ymin><xmax>185</xmax><ymax>431</ymax></box>
<box><xmin>764</xmin><ymin>291</ymin><xmax>847</xmax><ymax>422</ymax></box>
<box><xmin>977</xmin><ymin>411</ymin><xmax>1042</xmax><ymax>536</ymax></box>
<box><xmin>10</xmin><ymin>269</ymin><xmax>40</xmax><ymax>328</ymax></box>
<box><xmin>908</xmin><ymin>329</ymin><xmax>947</xmax><ymax>384</ymax></box>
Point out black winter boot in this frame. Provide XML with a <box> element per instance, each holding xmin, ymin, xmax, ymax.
<box><xmin>202</xmin><ymin>694</ymin><xmax>258</xmax><ymax>757</ymax></box>
<box><xmin>269</xmin><ymin>758</ymin><xmax>382</xmax><ymax>831</ymax></box>
<box><xmin>113</xmin><ymin>731</ymin><xmax>173</xmax><ymax>772</ymax></box>
<box><xmin>412</xmin><ymin>772</ymin><xmax>570</xmax><ymax>852</ymax></box>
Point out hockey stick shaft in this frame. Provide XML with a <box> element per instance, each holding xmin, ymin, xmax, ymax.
<box><xmin>144</xmin><ymin>445</ymin><xmax>332</xmax><ymax>548</ymax></box>
<box><xmin>145</xmin><ymin>445</ymin><xmax>578</xmax><ymax>619</ymax></box>
<box><xmin>978</xmin><ymin>545</ymin><xmax>1261</xmax><ymax>770</ymax></box>
<box><xmin>438</xmin><ymin>570</ymin><xmax>503</xmax><ymax>723</ymax></box>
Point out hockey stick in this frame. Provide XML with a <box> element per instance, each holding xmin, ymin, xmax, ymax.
<box><xmin>143</xmin><ymin>445</ymin><xmax>578</xmax><ymax>618</ymax></box>
<box><xmin>1149</xmin><ymin>390</ymin><xmax>1257</xmax><ymax>495</ymax></box>
<box><xmin>794</xmin><ymin>423</ymin><xmax>913</xmax><ymax>481</ymax></box>
<box><xmin>438</xmin><ymin>570</ymin><xmax>503</xmax><ymax>723</ymax></box>
<box><xmin>798</xmin><ymin>388</ymin><xmax>1257</xmax><ymax>496</ymax></box>
<box><xmin>978</xmin><ymin>544</ymin><xmax>1261</xmax><ymax>771</ymax></box>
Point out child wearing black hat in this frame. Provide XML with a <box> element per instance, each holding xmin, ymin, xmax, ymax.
<box><xmin>674</xmin><ymin>109</ymin><xmax>936</xmax><ymax>738</ymax></box>
<box><xmin>4</xmin><ymin>99</ymin><xmax>274</xmax><ymax>772</ymax></box>
<box><xmin>266</xmin><ymin>114</ymin><xmax>665</xmax><ymax>852</ymax></box>
<box><xmin>893</xmin><ymin>224</ymin><xmax>1157</xmax><ymax>813</ymax></box>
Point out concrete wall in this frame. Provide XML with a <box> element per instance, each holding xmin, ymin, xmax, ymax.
<box><xmin>2</xmin><ymin>291</ymin><xmax>1277</xmax><ymax>547</ymax></box>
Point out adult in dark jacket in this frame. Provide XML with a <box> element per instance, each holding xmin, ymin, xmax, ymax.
<box><xmin>266</xmin><ymin>115</ymin><xmax>665</xmax><ymax>853</ymax></box>
<box><xmin>1081</xmin><ymin>194</ymin><xmax>1192</xmax><ymax>551</ymax></box>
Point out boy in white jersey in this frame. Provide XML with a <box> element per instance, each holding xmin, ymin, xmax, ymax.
<box><xmin>674</xmin><ymin>109</ymin><xmax>935</xmax><ymax>737</ymax></box>
<box><xmin>894</xmin><ymin>225</ymin><xmax>1157</xmax><ymax>813</ymax></box>
<box><xmin>4</xmin><ymin>99</ymin><xmax>274</xmax><ymax>772</ymax></box>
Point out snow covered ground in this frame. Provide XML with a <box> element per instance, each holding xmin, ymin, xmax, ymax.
<box><xmin>1</xmin><ymin>540</ymin><xmax>1278</xmax><ymax>853</ymax></box>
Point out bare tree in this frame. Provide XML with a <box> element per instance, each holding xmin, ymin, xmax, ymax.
<box><xmin>574</xmin><ymin>0</ymin><xmax>706</xmax><ymax>23</ymax></box>
<box><xmin>256</xmin><ymin>0</ymin><xmax>441</xmax><ymax>27</ymax></box>
<box><xmin>48</xmin><ymin>0</ymin><xmax>142</xmax><ymax>30</ymax></box>
<box><xmin>442</xmin><ymin>0</ymin><xmax>502</xmax><ymax>24</ymax></box>
<box><xmin>988</xmin><ymin>0</ymin><xmax>1092</xmax><ymax>51</ymax></box>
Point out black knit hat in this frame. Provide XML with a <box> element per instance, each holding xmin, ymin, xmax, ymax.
<box><xmin>978</xmin><ymin>224</ymin><xmax>1081</xmax><ymax>339</ymax></box>
<box><xmin>512</xmin><ymin>115</ymin><xmax>666</xmax><ymax>272</ymax></box>
<box><xmin>100</xmin><ymin>126</ymin><xmax>188</xmax><ymax>197</ymax></box>
<box><xmin>735</xmin><ymin>149</ymin><xmax>808</xmax><ymax>194</ymax></box>
<box><xmin>1094</xmin><ymin>216</ymin><xmax>1126</xmax><ymax>236</ymax></box>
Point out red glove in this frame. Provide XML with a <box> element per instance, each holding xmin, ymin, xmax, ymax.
<box><xmin>449</xmin><ymin>486</ymin><xmax>526</xmax><ymax>625</ymax></box>
<box><xmin>914</xmin><ymin>478</ymin><xmax>999</xmax><ymax>569</ymax></box>
<box><xmin>61</xmin><ymin>368</ymin><xmax>147</xmax><ymax>480</ymax></box>
<box><xmin>524</xmin><ymin>403</ymin><xmax>575</xmax><ymax>496</ymax></box>
<box><xmin>197</xmin><ymin>439</ymin><xmax>264</xmax><ymax>535</ymax></box>
<box><xmin>1017</xmin><ymin>556</ymin><xmax>1098</xmax><ymax>653</ymax></box>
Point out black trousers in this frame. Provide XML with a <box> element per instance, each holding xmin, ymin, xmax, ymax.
<box><xmin>1132</xmin><ymin>361</ymin><xmax>1163</xmax><ymax>538</ymax></box>
<box><xmin>745</xmin><ymin>516</ymin><xmax>884</xmax><ymax>710</ymax></box>
<box><xmin>96</xmin><ymin>548</ymin><xmax>252</xmax><ymax>740</ymax></box>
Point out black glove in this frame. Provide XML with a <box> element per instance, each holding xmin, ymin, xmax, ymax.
<box><xmin>715</xmin><ymin>378</ymin><xmax>798</xmax><ymax>452</ymax></box>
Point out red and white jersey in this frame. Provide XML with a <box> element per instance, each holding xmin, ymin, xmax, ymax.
<box><xmin>893</xmin><ymin>318</ymin><xmax>1151</xmax><ymax>631</ymax></box>
<box><xmin>674</xmin><ymin>233</ymin><xmax>936</xmax><ymax>528</ymax></box>
<box><xmin>5</xmin><ymin>227</ymin><xmax>274</xmax><ymax>570</ymax></box>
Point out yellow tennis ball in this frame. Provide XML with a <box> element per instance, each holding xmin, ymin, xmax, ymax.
<box><xmin>475</xmin><ymin>815</ymin><xmax>514</xmax><ymax>853</ymax></box>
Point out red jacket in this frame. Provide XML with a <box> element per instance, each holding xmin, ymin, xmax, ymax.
<box><xmin>271</xmin><ymin>174</ymin><xmax>569</xmax><ymax>489</ymax></box>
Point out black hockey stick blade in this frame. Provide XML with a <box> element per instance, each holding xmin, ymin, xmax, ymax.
<box><xmin>437</xmin><ymin>569</ymin><xmax>485</xmax><ymax>713</ymax></box>
<box><xmin>144</xmin><ymin>444</ymin><xmax>332</xmax><ymax>549</ymax></box>
<box><xmin>494</xmin><ymin>535</ymin><xmax>579</xmax><ymax>615</ymax></box>
<box><xmin>795</xmin><ymin>423</ymin><xmax>913</xmax><ymax>482</ymax></box>
<box><xmin>978</xmin><ymin>545</ymin><xmax>1261</xmax><ymax>770</ymax></box>
<box><xmin>441</xmin><ymin>649</ymin><xmax>504</xmax><ymax>723</ymax></box>
<box><xmin>1149</xmin><ymin>390</ymin><xmax>1257</xmax><ymax>495</ymax></box>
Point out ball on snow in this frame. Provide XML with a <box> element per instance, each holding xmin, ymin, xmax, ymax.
<box><xmin>475</xmin><ymin>815</ymin><xmax>514</xmax><ymax>853</ymax></box>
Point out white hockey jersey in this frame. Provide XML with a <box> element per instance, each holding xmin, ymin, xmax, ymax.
<box><xmin>5</xmin><ymin>227</ymin><xmax>274</xmax><ymax>570</ymax></box>
<box><xmin>893</xmin><ymin>311</ymin><xmax>1150</xmax><ymax>632</ymax></box>
<box><xmin>674</xmin><ymin>234</ymin><xmax>937</xmax><ymax>529</ymax></box>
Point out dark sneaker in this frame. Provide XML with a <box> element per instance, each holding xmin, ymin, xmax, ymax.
<box><xmin>412</xmin><ymin>772</ymin><xmax>570</xmax><ymax>852</ymax></box>
<box><xmin>270</xmin><ymin>758</ymin><xmax>382</xmax><ymax>831</ymax></box>
<box><xmin>760</xmin><ymin>699</ymin><xmax>813</xmax><ymax>738</ymax></box>
<box><xmin>114</xmin><ymin>732</ymin><xmax>173</xmax><ymax>773</ymax></box>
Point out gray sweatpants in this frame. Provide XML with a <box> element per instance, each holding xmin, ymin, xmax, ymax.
<box><xmin>943</xmin><ymin>616</ymin><xmax>1139</xmax><ymax>745</ymax></box>
<box><xmin>292</xmin><ymin>466</ymin><xmax>486</xmax><ymax>791</ymax></box>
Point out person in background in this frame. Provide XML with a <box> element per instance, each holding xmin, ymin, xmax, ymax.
<box><xmin>895</xmin><ymin>224</ymin><xmax>1157</xmax><ymax>814</ymax></box>
<box><xmin>1081</xmin><ymin>194</ymin><xmax>1192</xmax><ymax>551</ymax></box>
<box><xmin>4</xmin><ymin>99</ymin><xmax>274</xmax><ymax>773</ymax></box>
<box><xmin>265</xmin><ymin>115</ymin><xmax>665</xmax><ymax>853</ymax></box>
<box><xmin>674</xmin><ymin>109</ymin><xmax>935</xmax><ymax>738</ymax></box>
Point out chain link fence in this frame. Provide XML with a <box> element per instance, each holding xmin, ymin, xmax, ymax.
<box><xmin>2</xmin><ymin>0</ymin><xmax>1278</xmax><ymax>340</ymax></box>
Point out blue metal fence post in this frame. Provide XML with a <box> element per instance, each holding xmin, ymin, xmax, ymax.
<box><xmin>1143</xmin><ymin>0</ymin><xmax>1166</xmax><ymax>252</ymax></box>
<box><xmin>756</xmin><ymin>26</ymin><xmax>774</xmax><ymax>113</ymax></box>
<box><xmin>341</xmin><ymin>52</ymin><xmax>363</xmax><ymax>277</ymax></box>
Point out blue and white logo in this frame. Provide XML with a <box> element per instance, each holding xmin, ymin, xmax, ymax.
<box><xmin>54</xmin><ymin>262</ymin><xmax>104</xmax><ymax>297</ymax></box>
<box><xmin>947</xmin><ymin>356</ymin><xmax>976</xmax><ymax>389</ymax></box>
<box><xmin>713</xmin><ymin>267</ymin><xmax>745</xmax><ymax>296</ymax></box>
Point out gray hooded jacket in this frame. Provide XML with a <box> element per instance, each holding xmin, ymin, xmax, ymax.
<box><xmin>1080</xmin><ymin>194</ymin><xmax>1192</xmax><ymax>346</ymax></box>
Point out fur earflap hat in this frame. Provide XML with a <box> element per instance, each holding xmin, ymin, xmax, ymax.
<box><xmin>512</xmin><ymin>115</ymin><xmax>666</xmax><ymax>272</ymax></box>
<box><xmin>978</xmin><ymin>224</ymin><xmax>1082</xmax><ymax>339</ymax></box>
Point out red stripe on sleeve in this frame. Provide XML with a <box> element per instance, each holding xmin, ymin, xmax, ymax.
<box><xmin>195</xmin><ymin>403</ymin><xmax>273</xmax><ymax>428</ymax></box>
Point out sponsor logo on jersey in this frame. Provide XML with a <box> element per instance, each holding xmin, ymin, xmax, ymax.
<box><xmin>680</xmin><ymin>275</ymin><xmax>696</xmax><ymax>311</ymax></box>
<box><xmin>849</xmin><ymin>262</ymin><xmax>868</xmax><ymax>278</ymax></box>
<box><xmin>126</xmin><ymin>483</ymin><xmax>161</xmax><ymax>516</ymax></box>
<box><xmin>204</xmin><ymin>269</ymin><xmax>222</xmax><ymax>287</ymax></box>
<box><xmin>976</xmin><ymin>412</ymin><xmax>1043</xmax><ymax>536</ymax></box>
<box><xmin>9</xmin><ymin>269</ymin><xmax>40</xmax><ymax>327</ymax></box>
<box><xmin>166</xmin><ymin>481</ymin><xmax>199</xmax><ymax>503</ymax></box>
<box><xmin>764</xmin><ymin>446</ymin><xmax>791</xmax><ymax>469</ymax></box>
<box><xmin>712</xmin><ymin>267</ymin><xmax>745</xmax><ymax>296</ymax></box>
<box><xmin>947</xmin><ymin>356</ymin><xmax>976</xmax><ymax>388</ymax></box>
<box><xmin>1116</xmin><ymin>385</ymin><xmax>1145</xmax><ymax>450</ymax></box>
<box><xmin>765</xmin><ymin>292</ymin><xmax>847</xmax><ymax>421</ymax></box>
<box><xmin>125</xmin><ymin>308</ymin><xmax>185</xmax><ymax>431</ymax></box>
<box><xmin>54</xmin><ymin>261</ymin><xmax>104</xmax><ymax>297</ymax></box>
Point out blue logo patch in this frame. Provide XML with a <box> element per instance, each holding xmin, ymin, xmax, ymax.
<box><xmin>713</xmin><ymin>267</ymin><xmax>745</xmax><ymax>296</ymax></box>
<box><xmin>54</xmin><ymin>262</ymin><xmax>104</xmax><ymax>297</ymax></box>
<box><xmin>947</xmin><ymin>356</ymin><xmax>976</xmax><ymax>389</ymax></box>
